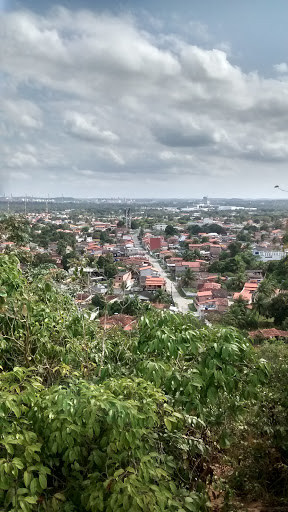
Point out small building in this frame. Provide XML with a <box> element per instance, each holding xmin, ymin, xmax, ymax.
<box><xmin>100</xmin><ymin>314</ymin><xmax>137</xmax><ymax>331</ymax></box>
<box><xmin>175</xmin><ymin>261</ymin><xmax>201</xmax><ymax>275</ymax></box>
<box><xmin>249</xmin><ymin>329</ymin><xmax>288</xmax><ymax>340</ymax></box>
<box><xmin>253</xmin><ymin>247</ymin><xmax>288</xmax><ymax>261</ymax></box>
<box><xmin>144</xmin><ymin>277</ymin><xmax>166</xmax><ymax>291</ymax></box>
<box><xmin>113</xmin><ymin>271</ymin><xmax>133</xmax><ymax>290</ymax></box>
<box><xmin>139</xmin><ymin>266</ymin><xmax>160</xmax><ymax>285</ymax></box>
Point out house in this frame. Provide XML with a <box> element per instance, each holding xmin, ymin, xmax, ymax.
<box><xmin>139</xmin><ymin>266</ymin><xmax>160</xmax><ymax>285</ymax></box>
<box><xmin>249</xmin><ymin>328</ymin><xmax>288</xmax><ymax>340</ymax></box>
<box><xmin>113</xmin><ymin>271</ymin><xmax>133</xmax><ymax>290</ymax></box>
<box><xmin>210</xmin><ymin>245</ymin><xmax>222</xmax><ymax>258</ymax></box>
<box><xmin>142</xmin><ymin>236</ymin><xmax>167</xmax><ymax>252</ymax></box>
<box><xmin>233</xmin><ymin>282</ymin><xmax>258</xmax><ymax>304</ymax></box>
<box><xmin>153</xmin><ymin>224</ymin><xmax>168</xmax><ymax>232</ymax></box>
<box><xmin>99</xmin><ymin>314</ymin><xmax>137</xmax><ymax>331</ymax></box>
<box><xmin>199</xmin><ymin>282</ymin><xmax>221</xmax><ymax>291</ymax></box>
<box><xmin>246</xmin><ymin>269</ymin><xmax>263</xmax><ymax>281</ymax></box>
<box><xmin>195</xmin><ymin>290</ymin><xmax>229</xmax><ymax>314</ymax></box>
<box><xmin>144</xmin><ymin>277</ymin><xmax>166</xmax><ymax>291</ymax></box>
<box><xmin>175</xmin><ymin>261</ymin><xmax>201</xmax><ymax>275</ymax></box>
<box><xmin>253</xmin><ymin>247</ymin><xmax>288</xmax><ymax>261</ymax></box>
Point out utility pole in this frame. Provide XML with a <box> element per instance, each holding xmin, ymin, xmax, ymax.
<box><xmin>24</xmin><ymin>195</ymin><xmax>27</xmax><ymax>215</ymax></box>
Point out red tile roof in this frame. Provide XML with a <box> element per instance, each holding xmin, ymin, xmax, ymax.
<box><xmin>249</xmin><ymin>329</ymin><xmax>288</xmax><ymax>339</ymax></box>
<box><xmin>145</xmin><ymin>277</ymin><xmax>166</xmax><ymax>285</ymax></box>
<box><xmin>100</xmin><ymin>314</ymin><xmax>137</xmax><ymax>330</ymax></box>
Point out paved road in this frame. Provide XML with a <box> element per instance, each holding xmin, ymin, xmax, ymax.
<box><xmin>132</xmin><ymin>232</ymin><xmax>190</xmax><ymax>313</ymax></box>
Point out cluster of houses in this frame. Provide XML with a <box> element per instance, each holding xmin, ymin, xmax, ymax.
<box><xmin>2</xmin><ymin>208</ymin><xmax>288</xmax><ymax>329</ymax></box>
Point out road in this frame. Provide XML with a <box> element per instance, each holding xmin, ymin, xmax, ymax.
<box><xmin>132</xmin><ymin>232</ymin><xmax>190</xmax><ymax>313</ymax></box>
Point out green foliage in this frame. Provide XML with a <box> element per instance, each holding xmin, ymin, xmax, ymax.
<box><xmin>31</xmin><ymin>223</ymin><xmax>76</xmax><ymax>251</ymax></box>
<box><xmin>97</xmin><ymin>255</ymin><xmax>117</xmax><ymax>279</ymax></box>
<box><xmin>180</xmin><ymin>268</ymin><xmax>196</xmax><ymax>288</ymax></box>
<box><xmin>165</xmin><ymin>225</ymin><xmax>178</xmax><ymax>237</ymax></box>
<box><xmin>267</xmin><ymin>292</ymin><xmax>288</xmax><ymax>326</ymax></box>
<box><xmin>0</xmin><ymin>253</ymin><xmax>273</xmax><ymax>510</ymax></box>
<box><xmin>221</xmin><ymin>298</ymin><xmax>259</xmax><ymax>330</ymax></box>
<box><xmin>150</xmin><ymin>289</ymin><xmax>172</xmax><ymax>304</ymax></box>
<box><xmin>0</xmin><ymin>216</ymin><xmax>31</xmax><ymax>247</ymax></box>
<box><xmin>99</xmin><ymin>230</ymin><xmax>112</xmax><ymax>245</ymax></box>
<box><xmin>228</xmin><ymin>342</ymin><xmax>288</xmax><ymax>503</ymax></box>
<box><xmin>182</xmin><ymin>250</ymin><xmax>200</xmax><ymax>262</ymax></box>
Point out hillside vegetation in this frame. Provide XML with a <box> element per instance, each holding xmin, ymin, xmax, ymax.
<box><xmin>1</xmin><ymin>254</ymin><xmax>288</xmax><ymax>511</ymax></box>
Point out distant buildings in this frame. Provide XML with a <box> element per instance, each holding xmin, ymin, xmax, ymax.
<box><xmin>253</xmin><ymin>247</ymin><xmax>288</xmax><ymax>262</ymax></box>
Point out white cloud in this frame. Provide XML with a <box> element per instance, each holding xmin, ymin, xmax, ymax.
<box><xmin>2</xmin><ymin>99</ymin><xmax>43</xmax><ymax>129</ymax></box>
<box><xmin>7</xmin><ymin>152</ymin><xmax>38</xmax><ymax>168</ymax></box>
<box><xmin>1</xmin><ymin>7</ymin><xmax>288</xmax><ymax>196</ymax></box>
<box><xmin>64</xmin><ymin>111</ymin><xmax>119</xmax><ymax>143</ymax></box>
<box><xmin>274</xmin><ymin>62</ymin><xmax>288</xmax><ymax>74</ymax></box>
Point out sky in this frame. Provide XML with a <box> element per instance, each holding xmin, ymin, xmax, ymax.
<box><xmin>2</xmin><ymin>1</ymin><xmax>288</xmax><ymax>198</ymax></box>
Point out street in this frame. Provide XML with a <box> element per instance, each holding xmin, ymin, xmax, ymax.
<box><xmin>132</xmin><ymin>232</ymin><xmax>190</xmax><ymax>313</ymax></box>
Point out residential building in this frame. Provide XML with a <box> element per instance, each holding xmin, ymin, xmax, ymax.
<box><xmin>113</xmin><ymin>271</ymin><xmax>133</xmax><ymax>290</ymax></box>
<box><xmin>139</xmin><ymin>266</ymin><xmax>160</xmax><ymax>285</ymax></box>
<box><xmin>144</xmin><ymin>277</ymin><xmax>166</xmax><ymax>291</ymax></box>
<box><xmin>175</xmin><ymin>261</ymin><xmax>201</xmax><ymax>275</ymax></box>
<box><xmin>253</xmin><ymin>247</ymin><xmax>288</xmax><ymax>261</ymax></box>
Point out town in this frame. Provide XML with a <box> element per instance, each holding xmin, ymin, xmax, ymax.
<box><xmin>1</xmin><ymin>196</ymin><xmax>288</xmax><ymax>340</ymax></box>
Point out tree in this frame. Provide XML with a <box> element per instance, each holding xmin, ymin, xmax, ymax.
<box><xmin>57</xmin><ymin>239</ymin><xmax>67</xmax><ymax>256</ymax></box>
<box><xmin>92</xmin><ymin>293</ymin><xmax>106</xmax><ymax>310</ymax></box>
<box><xmin>0</xmin><ymin>216</ymin><xmax>31</xmax><ymax>246</ymax></box>
<box><xmin>182</xmin><ymin>249</ymin><xmax>200</xmax><ymax>261</ymax></box>
<box><xmin>151</xmin><ymin>289</ymin><xmax>172</xmax><ymax>304</ymax></box>
<box><xmin>228</xmin><ymin>241</ymin><xmax>242</xmax><ymax>257</ymax></box>
<box><xmin>181</xmin><ymin>267</ymin><xmax>196</xmax><ymax>288</ymax></box>
<box><xmin>222</xmin><ymin>297</ymin><xmax>258</xmax><ymax>330</ymax></box>
<box><xmin>131</xmin><ymin>220</ymin><xmax>139</xmax><ymax>229</ymax></box>
<box><xmin>0</xmin><ymin>253</ymin><xmax>275</xmax><ymax>510</ymax></box>
<box><xmin>117</xmin><ymin>220</ymin><xmax>125</xmax><ymax>228</ymax></box>
<box><xmin>267</xmin><ymin>293</ymin><xmax>288</xmax><ymax>325</ymax></box>
<box><xmin>165</xmin><ymin>224</ymin><xmax>178</xmax><ymax>237</ymax></box>
<box><xmin>62</xmin><ymin>250</ymin><xmax>77</xmax><ymax>271</ymax></box>
<box><xmin>226</xmin><ymin>272</ymin><xmax>246</xmax><ymax>292</ymax></box>
<box><xmin>32</xmin><ymin>253</ymin><xmax>55</xmax><ymax>267</ymax></box>
<box><xmin>100</xmin><ymin>230</ymin><xmax>112</xmax><ymax>245</ymax></box>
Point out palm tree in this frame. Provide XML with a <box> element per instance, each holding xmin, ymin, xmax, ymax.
<box><xmin>181</xmin><ymin>268</ymin><xmax>196</xmax><ymax>288</ymax></box>
<box><xmin>254</xmin><ymin>278</ymin><xmax>277</xmax><ymax>315</ymax></box>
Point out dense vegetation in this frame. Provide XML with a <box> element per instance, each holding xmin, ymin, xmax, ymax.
<box><xmin>1</xmin><ymin>254</ymin><xmax>288</xmax><ymax>511</ymax></box>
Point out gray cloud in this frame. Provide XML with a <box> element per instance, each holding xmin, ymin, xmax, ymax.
<box><xmin>1</xmin><ymin>7</ymin><xmax>288</xmax><ymax>197</ymax></box>
<box><xmin>64</xmin><ymin>111</ymin><xmax>119</xmax><ymax>143</ymax></box>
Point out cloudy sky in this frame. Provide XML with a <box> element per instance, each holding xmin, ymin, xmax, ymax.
<box><xmin>2</xmin><ymin>0</ymin><xmax>288</xmax><ymax>198</ymax></box>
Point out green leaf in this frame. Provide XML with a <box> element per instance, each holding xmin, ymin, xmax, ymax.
<box><xmin>39</xmin><ymin>474</ymin><xmax>47</xmax><ymax>489</ymax></box>
<box><xmin>25</xmin><ymin>496</ymin><xmax>38</xmax><ymax>504</ymax></box>
<box><xmin>19</xmin><ymin>501</ymin><xmax>31</xmax><ymax>512</ymax></box>
<box><xmin>114</xmin><ymin>468</ymin><xmax>125</xmax><ymax>478</ymax></box>
<box><xmin>30</xmin><ymin>478</ymin><xmax>38</xmax><ymax>495</ymax></box>
<box><xmin>12</xmin><ymin>458</ymin><xmax>24</xmax><ymax>469</ymax></box>
<box><xmin>164</xmin><ymin>418</ymin><xmax>172</xmax><ymax>431</ymax></box>
<box><xmin>24</xmin><ymin>472</ymin><xmax>32</xmax><ymax>488</ymax></box>
<box><xmin>54</xmin><ymin>493</ymin><xmax>66</xmax><ymax>502</ymax></box>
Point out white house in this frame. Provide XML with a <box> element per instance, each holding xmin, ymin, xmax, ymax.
<box><xmin>253</xmin><ymin>248</ymin><xmax>288</xmax><ymax>262</ymax></box>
